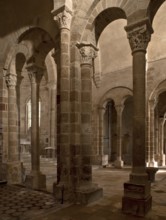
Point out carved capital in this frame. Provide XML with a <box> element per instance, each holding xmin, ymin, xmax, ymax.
<box><xmin>115</xmin><ymin>104</ymin><xmax>124</xmax><ymax>115</ymax></box>
<box><xmin>76</xmin><ymin>42</ymin><xmax>98</xmax><ymax>65</ymax></box>
<box><xmin>5</xmin><ymin>73</ymin><xmax>17</xmax><ymax>88</ymax></box>
<box><xmin>54</xmin><ymin>8</ymin><xmax>72</xmax><ymax>30</ymax></box>
<box><xmin>26</xmin><ymin>65</ymin><xmax>44</xmax><ymax>84</ymax></box>
<box><xmin>125</xmin><ymin>19</ymin><xmax>153</xmax><ymax>53</ymax></box>
<box><xmin>149</xmin><ymin>98</ymin><xmax>158</xmax><ymax>110</ymax></box>
<box><xmin>98</xmin><ymin>107</ymin><xmax>106</xmax><ymax>118</ymax></box>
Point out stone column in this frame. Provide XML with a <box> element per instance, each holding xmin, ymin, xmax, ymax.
<box><xmin>147</xmin><ymin>99</ymin><xmax>158</xmax><ymax>167</ymax></box>
<box><xmin>98</xmin><ymin>107</ymin><xmax>105</xmax><ymax>155</ymax></box>
<box><xmin>52</xmin><ymin>7</ymin><xmax>72</xmax><ymax>200</ymax></box>
<box><xmin>76</xmin><ymin>42</ymin><xmax>103</xmax><ymax>203</ymax></box>
<box><xmin>48</xmin><ymin>82</ymin><xmax>56</xmax><ymax>157</ymax></box>
<box><xmin>122</xmin><ymin>20</ymin><xmax>153</xmax><ymax>216</ymax></box>
<box><xmin>158</xmin><ymin>117</ymin><xmax>166</xmax><ymax>166</ymax></box>
<box><xmin>114</xmin><ymin>104</ymin><xmax>124</xmax><ymax>168</ymax></box>
<box><xmin>98</xmin><ymin>106</ymin><xmax>108</xmax><ymax>166</ymax></box>
<box><xmin>5</xmin><ymin>73</ymin><xmax>22</xmax><ymax>184</ymax></box>
<box><xmin>25</xmin><ymin>65</ymin><xmax>46</xmax><ymax>190</ymax></box>
<box><xmin>155</xmin><ymin>107</ymin><xmax>159</xmax><ymax>161</ymax></box>
<box><xmin>16</xmin><ymin>74</ymin><xmax>24</xmax><ymax>160</ymax></box>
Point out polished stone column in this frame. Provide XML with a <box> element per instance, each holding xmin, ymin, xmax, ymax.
<box><xmin>122</xmin><ymin>20</ymin><xmax>153</xmax><ymax>216</ymax></box>
<box><xmin>52</xmin><ymin>7</ymin><xmax>72</xmax><ymax>200</ymax></box>
<box><xmin>158</xmin><ymin>117</ymin><xmax>166</xmax><ymax>166</ymax></box>
<box><xmin>114</xmin><ymin>104</ymin><xmax>124</xmax><ymax>168</ymax></box>
<box><xmin>5</xmin><ymin>73</ymin><xmax>22</xmax><ymax>184</ymax></box>
<box><xmin>25</xmin><ymin>65</ymin><xmax>46</xmax><ymax>190</ymax></box>
<box><xmin>147</xmin><ymin>99</ymin><xmax>158</xmax><ymax>167</ymax></box>
<box><xmin>76</xmin><ymin>42</ymin><xmax>103</xmax><ymax>203</ymax></box>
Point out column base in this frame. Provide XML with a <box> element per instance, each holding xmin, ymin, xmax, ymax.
<box><xmin>122</xmin><ymin>195</ymin><xmax>152</xmax><ymax>217</ymax></box>
<box><xmin>122</xmin><ymin>181</ymin><xmax>152</xmax><ymax>217</ymax></box>
<box><xmin>102</xmin><ymin>154</ymin><xmax>108</xmax><ymax>167</ymax></box>
<box><xmin>146</xmin><ymin>160</ymin><xmax>158</xmax><ymax>167</ymax></box>
<box><xmin>25</xmin><ymin>171</ymin><xmax>46</xmax><ymax>190</ymax></box>
<box><xmin>146</xmin><ymin>167</ymin><xmax>158</xmax><ymax>182</ymax></box>
<box><xmin>53</xmin><ymin>182</ymin><xmax>103</xmax><ymax>205</ymax></box>
<box><xmin>75</xmin><ymin>183</ymin><xmax>103</xmax><ymax>204</ymax></box>
<box><xmin>53</xmin><ymin>182</ymin><xmax>72</xmax><ymax>203</ymax></box>
<box><xmin>114</xmin><ymin>159</ymin><xmax>124</xmax><ymax>168</ymax></box>
<box><xmin>6</xmin><ymin>161</ymin><xmax>23</xmax><ymax>184</ymax></box>
<box><xmin>159</xmin><ymin>154</ymin><xmax>166</xmax><ymax>166</ymax></box>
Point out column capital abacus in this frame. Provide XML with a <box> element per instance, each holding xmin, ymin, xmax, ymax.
<box><xmin>5</xmin><ymin>73</ymin><xmax>17</xmax><ymax>88</ymax></box>
<box><xmin>125</xmin><ymin>18</ymin><xmax>153</xmax><ymax>53</ymax></box>
<box><xmin>26</xmin><ymin>64</ymin><xmax>44</xmax><ymax>84</ymax></box>
<box><xmin>76</xmin><ymin>42</ymin><xmax>98</xmax><ymax>65</ymax></box>
<box><xmin>52</xmin><ymin>6</ymin><xmax>72</xmax><ymax>30</ymax></box>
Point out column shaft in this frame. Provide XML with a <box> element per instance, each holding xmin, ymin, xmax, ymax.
<box><xmin>76</xmin><ymin>42</ymin><xmax>103</xmax><ymax>203</ymax></box>
<box><xmin>52</xmin><ymin>8</ymin><xmax>72</xmax><ymax>200</ymax></box>
<box><xmin>81</xmin><ymin>63</ymin><xmax>93</xmax><ymax>183</ymax></box>
<box><xmin>25</xmin><ymin>65</ymin><xmax>46</xmax><ymax>190</ymax></box>
<box><xmin>132</xmin><ymin>51</ymin><xmax>146</xmax><ymax>173</ymax></box>
<box><xmin>159</xmin><ymin>118</ymin><xmax>165</xmax><ymax>166</ymax></box>
<box><xmin>147</xmin><ymin>100</ymin><xmax>158</xmax><ymax>167</ymax></box>
<box><xmin>114</xmin><ymin>104</ymin><xmax>124</xmax><ymax>168</ymax></box>
<box><xmin>48</xmin><ymin>84</ymin><xmax>56</xmax><ymax>157</ymax></box>
<box><xmin>99</xmin><ymin>107</ymin><xmax>105</xmax><ymax>156</ymax></box>
<box><xmin>5</xmin><ymin>73</ymin><xmax>22</xmax><ymax>184</ymax></box>
<box><xmin>31</xmin><ymin>79</ymin><xmax>40</xmax><ymax>172</ymax></box>
<box><xmin>8</xmin><ymin>86</ymin><xmax>19</xmax><ymax>161</ymax></box>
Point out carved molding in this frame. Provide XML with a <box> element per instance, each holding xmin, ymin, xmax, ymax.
<box><xmin>76</xmin><ymin>42</ymin><xmax>98</xmax><ymax>65</ymax></box>
<box><xmin>5</xmin><ymin>73</ymin><xmax>17</xmax><ymax>88</ymax></box>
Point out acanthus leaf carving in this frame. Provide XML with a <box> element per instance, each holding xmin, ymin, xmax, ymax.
<box><xmin>76</xmin><ymin>42</ymin><xmax>98</xmax><ymax>65</ymax></box>
<box><xmin>55</xmin><ymin>8</ymin><xmax>72</xmax><ymax>30</ymax></box>
<box><xmin>126</xmin><ymin>24</ymin><xmax>152</xmax><ymax>53</ymax></box>
<box><xmin>5</xmin><ymin>73</ymin><xmax>17</xmax><ymax>88</ymax></box>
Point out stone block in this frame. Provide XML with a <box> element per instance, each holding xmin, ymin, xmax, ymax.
<box><xmin>6</xmin><ymin>161</ymin><xmax>23</xmax><ymax>184</ymax></box>
<box><xmin>76</xmin><ymin>185</ymin><xmax>103</xmax><ymax>205</ymax></box>
<box><xmin>53</xmin><ymin>183</ymin><xmax>71</xmax><ymax>203</ymax></box>
<box><xmin>122</xmin><ymin>195</ymin><xmax>152</xmax><ymax>217</ymax></box>
<box><xmin>123</xmin><ymin>182</ymin><xmax>151</xmax><ymax>199</ymax></box>
<box><xmin>25</xmin><ymin>171</ymin><xmax>46</xmax><ymax>190</ymax></box>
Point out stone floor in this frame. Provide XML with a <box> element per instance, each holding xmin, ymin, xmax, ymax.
<box><xmin>0</xmin><ymin>154</ymin><xmax>166</xmax><ymax>220</ymax></box>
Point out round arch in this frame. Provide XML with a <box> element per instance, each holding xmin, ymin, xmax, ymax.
<box><xmin>99</xmin><ymin>86</ymin><xmax>133</xmax><ymax>108</ymax></box>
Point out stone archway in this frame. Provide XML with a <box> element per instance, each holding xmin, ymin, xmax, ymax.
<box><xmin>97</xmin><ymin>87</ymin><xmax>133</xmax><ymax>167</ymax></box>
